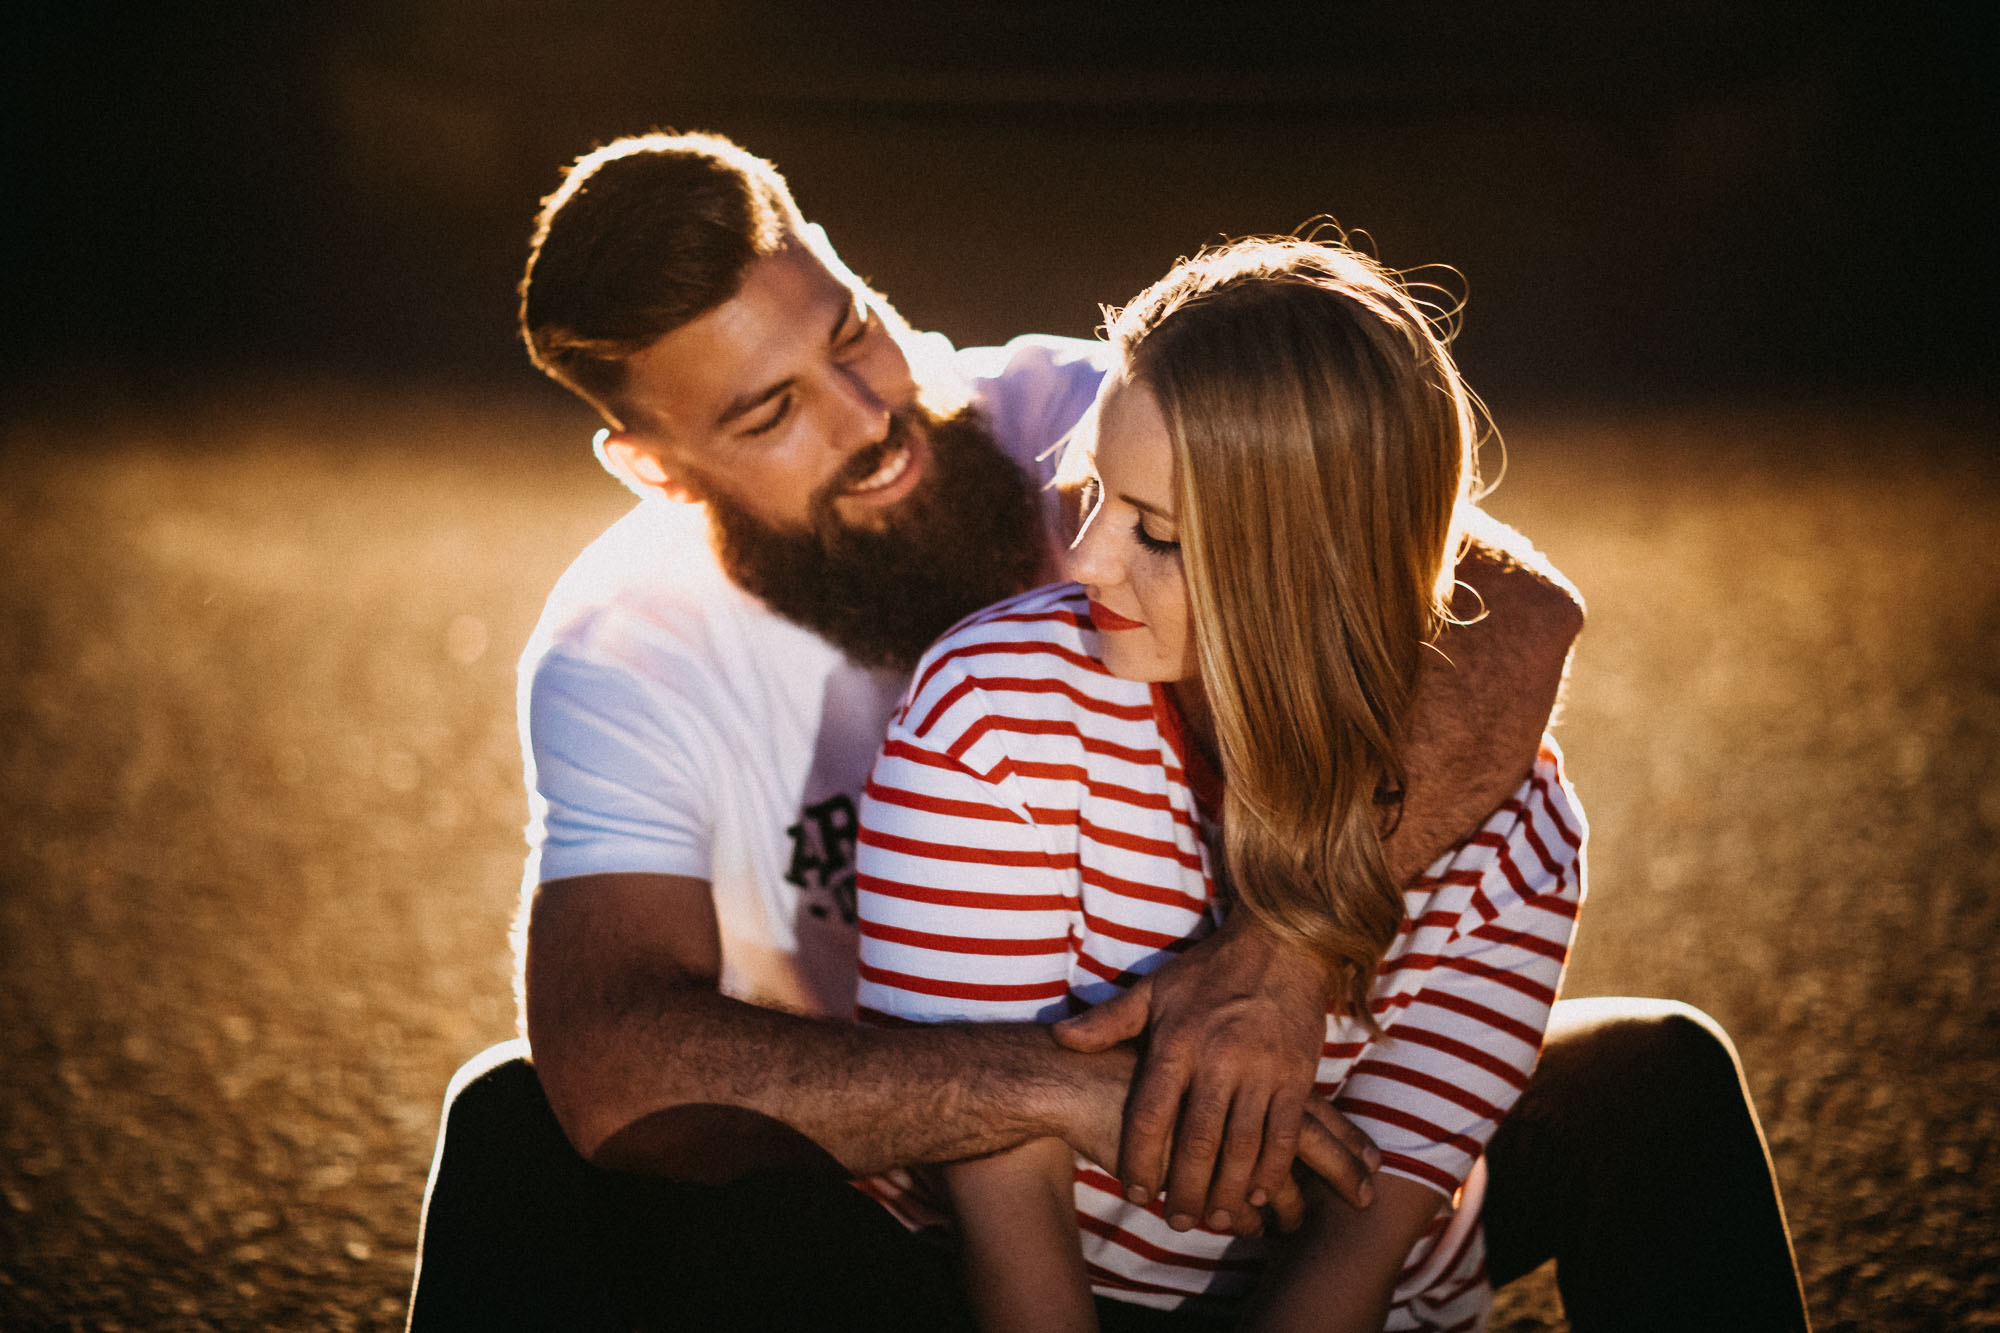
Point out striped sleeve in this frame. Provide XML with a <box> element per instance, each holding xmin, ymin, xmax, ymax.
<box><xmin>1334</xmin><ymin>746</ymin><xmax>1586</xmax><ymax>1199</ymax></box>
<box><xmin>855</xmin><ymin>663</ymin><xmax>1080</xmax><ymax>1028</ymax></box>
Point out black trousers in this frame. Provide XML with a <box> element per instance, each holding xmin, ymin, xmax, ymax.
<box><xmin>405</xmin><ymin>999</ymin><xmax>1808</xmax><ymax>1332</ymax></box>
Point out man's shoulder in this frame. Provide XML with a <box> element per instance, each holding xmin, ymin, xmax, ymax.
<box><xmin>957</xmin><ymin>336</ymin><xmax>1113</xmax><ymax>474</ymax></box>
<box><xmin>526</xmin><ymin>500</ymin><xmax>704</xmax><ymax>652</ymax></box>
<box><xmin>956</xmin><ymin>333</ymin><xmax>1113</xmax><ymax>382</ymax></box>
<box><xmin>521</xmin><ymin>498</ymin><xmax>825</xmax><ymax>699</ymax></box>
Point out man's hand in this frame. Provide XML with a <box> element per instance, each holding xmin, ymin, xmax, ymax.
<box><xmin>1052</xmin><ymin>912</ymin><xmax>1379</xmax><ymax>1235</ymax></box>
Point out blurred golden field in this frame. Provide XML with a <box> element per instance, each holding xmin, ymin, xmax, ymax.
<box><xmin>1</xmin><ymin>385</ymin><xmax>1995</xmax><ymax>1330</ymax></box>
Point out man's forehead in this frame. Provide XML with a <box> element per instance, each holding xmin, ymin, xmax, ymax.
<box><xmin>620</xmin><ymin>239</ymin><xmax>851</xmax><ymax>442</ymax></box>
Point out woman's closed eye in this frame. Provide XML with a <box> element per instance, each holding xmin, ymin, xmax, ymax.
<box><xmin>1078</xmin><ymin>474</ymin><xmax>1178</xmax><ymax>556</ymax></box>
<box><xmin>1133</xmin><ymin>516</ymin><xmax>1179</xmax><ymax>556</ymax></box>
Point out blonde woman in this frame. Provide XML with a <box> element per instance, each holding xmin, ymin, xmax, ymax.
<box><xmin>855</xmin><ymin>236</ymin><xmax>1583</xmax><ymax>1331</ymax></box>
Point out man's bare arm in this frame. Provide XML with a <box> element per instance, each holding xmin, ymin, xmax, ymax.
<box><xmin>524</xmin><ymin>871</ymin><xmax>1130</xmax><ymax>1180</ymax></box>
<box><xmin>1385</xmin><ymin>508</ymin><xmax>1584</xmax><ymax>882</ymax></box>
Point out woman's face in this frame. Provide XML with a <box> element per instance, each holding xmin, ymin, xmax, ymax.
<box><xmin>1063</xmin><ymin>374</ymin><xmax>1197</xmax><ymax>683</ymax></box>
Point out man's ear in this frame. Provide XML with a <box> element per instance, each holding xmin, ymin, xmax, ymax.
<box><xmin>595</xmin><ymin>429</ymin><xmax>700</xmax><ymax>503</ymax></box>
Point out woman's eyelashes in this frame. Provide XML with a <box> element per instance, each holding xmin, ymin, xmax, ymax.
<box><xmin>1079</xmin><ymin>474</ymin><xmax>1179</xmax><ymax>556</ymax></box>
<box><xmin>1133</xmin><ymin>517</ymin><xmax>1180</xmax><ymax>556</ymax></box>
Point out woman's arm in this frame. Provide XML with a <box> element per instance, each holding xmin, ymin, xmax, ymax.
<box><xmin>1248</xmin><ymin>749</ymin><xmax>1585</xmax><ymax>1327</ymax></box>
<box><xmin>855</xmin><ymin>658</ymin><xmax>1110</xmax><ymax>1323</ymax></box>
<box><xmin>1242</xmin><ymin>1174</ymin><xmax>1447</xmax><ymax>1333</ymax></box>
<box><xmin>947</xmin><ymin>1138</ymin><xmax>1100</xmax><ymax>1333</ymax></box>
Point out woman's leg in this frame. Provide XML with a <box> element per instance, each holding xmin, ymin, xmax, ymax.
<box><xmin>1481</xmin><ymin>998</ymin><xmax>1810</xmax><ymax>1332</ymax></box>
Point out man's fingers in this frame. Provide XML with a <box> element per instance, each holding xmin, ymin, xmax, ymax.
<box><xmin>1245</xmin><ymin>1089</ymin><xmax>1305</xmax><ymax>1210</ymax></box>
<box><xmin>1295</xmin><ymin>1101</ymin><xmax>1376</xmax><ymax>1210</ymax></box>
<box><xmin>1303</xmin><ymin>1097</ymin><xmax>1382</xmax><ymax>1172</ymax></box>
<box><xmin>1052</xmin><ymin>978</ymin><xmax>1152</xmax><ymax>1053</ymax></box>
<box><xmin>1200</xmin><ymin>1087</ymin><xmax>1272</xmax><ymax>1233</ymax></box>
<box><xmin>1160</xmin><ymin>1079</ymin><xmax>1232</xmax><ymax>1229</ymax></box>
<box><xmin>1264</xmin><ymin>1173</ymin><xmax>1306</xmax><ymax>1233</ymax></box>
<box><xmin>1116</xmin><ymin>1050</ymin><xmax>1186</xmax><ymax>1204</ymax></box>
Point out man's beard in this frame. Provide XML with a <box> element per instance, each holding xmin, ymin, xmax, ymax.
<box><xmin>707</xmin><ymin>406</ymin><xmax>1049</xmax><ymax>672</ymax></box>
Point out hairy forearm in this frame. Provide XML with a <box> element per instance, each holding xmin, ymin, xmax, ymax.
<box><xmin>1386</xmin><ymin>512</ymin><xmax>1583</xmax><ymax>884</ymax></box>
<box><xmin>540</xmin><ymin>969</ymin><xmax>1109</xmax><ymax>1179</ymax></box>
<box><xmin>524</xmin><ymin>872</ymin><xmax>1129</xmax><ymax>1180</ymax></box>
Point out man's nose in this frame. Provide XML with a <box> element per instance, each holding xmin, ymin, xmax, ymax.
<box><xmin>828</xmin><ymin>363</ymin><xmax>894</xmax><ymax>454</ymax></box>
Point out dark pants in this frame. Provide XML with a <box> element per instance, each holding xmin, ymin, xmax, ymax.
<box><xmin>406</xmin><ymin>999</ymin><xmax>1808</xmax><ymax>1331</ymax></box>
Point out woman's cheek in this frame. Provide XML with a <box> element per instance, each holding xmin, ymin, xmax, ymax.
<box><xmin>1147</xmin><ymin>566</ymin><xmax>1196</xmax><ymax>680</ymax></box>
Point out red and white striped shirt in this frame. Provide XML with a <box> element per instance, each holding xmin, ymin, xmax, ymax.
<box><xmin>855</xmin><ymin>583</ymin><xmax>1585</xmax><ymax>1330</ymax></box>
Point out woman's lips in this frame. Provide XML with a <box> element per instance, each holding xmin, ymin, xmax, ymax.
<box><xmin>1088</xmin><ymin>600</ymin><xmax>1146</xmax><ymax>631</ymax></box>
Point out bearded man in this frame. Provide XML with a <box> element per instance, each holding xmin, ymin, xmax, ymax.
<box><xmin>406</xmin><ymin>133</ymin><xmax>1809</xmax><ymax>1332</ymax></box>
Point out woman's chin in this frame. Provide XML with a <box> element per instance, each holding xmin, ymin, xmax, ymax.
<box><xmin>1099</xmin><ymin>643</ymin><xmax>1168</xmax><ymax>683</ymax></box>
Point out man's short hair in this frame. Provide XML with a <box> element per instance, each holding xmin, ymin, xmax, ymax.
<box><xmin>519</xmin><ymin>131</ymin><xmax>806</xmax><ymax>428</ymax></box>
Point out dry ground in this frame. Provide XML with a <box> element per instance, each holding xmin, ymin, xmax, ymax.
<box><xmin>1</xmin><ymin>385</ymin><xmax>1994</xmax><ymax>1330</ymax></box>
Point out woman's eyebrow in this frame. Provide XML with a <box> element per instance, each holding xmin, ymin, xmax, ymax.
<box><xmin>1120</xmin><ymin>492</ymin><xmax>1176</xmax><ymax>521</ymax></box>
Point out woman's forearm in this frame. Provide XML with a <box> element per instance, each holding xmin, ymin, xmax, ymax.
<box><xmin>1243</xmin><ymin>1173</ymin><xmax>1448</xmax><ymax>1333</ymax></box>
<box><xmin>946</xmin><ymin>1138</ymin><xmax>1099</xmax><ymax>1333</ymax></box>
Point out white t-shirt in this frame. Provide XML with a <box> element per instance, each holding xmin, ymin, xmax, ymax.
<box><xmin>519</xmin><ymin>333</ymin><xmax>1111</xmax><ymax>1018</ymax></box>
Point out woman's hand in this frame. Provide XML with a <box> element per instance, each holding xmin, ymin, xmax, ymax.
<box><xmin>1052</xmin><ymin>912</ymin><xmax>1380</xmax><ymax>1235</ymax></box>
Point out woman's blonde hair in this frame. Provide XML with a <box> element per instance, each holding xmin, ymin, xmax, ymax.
<box><xmin>1106</xmin><ymin>235</ymin><xmax>1477</xmax><ymax>1023</ymax></box>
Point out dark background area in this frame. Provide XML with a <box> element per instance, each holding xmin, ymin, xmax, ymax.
<box><xmin>8</xmin><ymin>1</ymin><xmax>1995</xmax><ymax>408</ymax></box>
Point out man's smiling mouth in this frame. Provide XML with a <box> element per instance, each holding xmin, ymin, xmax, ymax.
<box><xmin>842</xmin><ymin>440</ymin><xmax>913</xmax><ymax>495</ymax></box>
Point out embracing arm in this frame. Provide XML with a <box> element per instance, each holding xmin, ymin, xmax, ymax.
<box><xmin>524</xmin><ymin>871</ymin><xmax>1131</xmax><ymax>1179</ymax></box>
<box><xmin>1387</xmin><ymin>509</ymin><xmax>1582</xmax><ymax>881</ymax></box>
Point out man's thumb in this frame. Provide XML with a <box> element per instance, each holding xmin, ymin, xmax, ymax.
<box><xmin>1052</xmin><ymin>980</ymin><xmax>1151</xmax><ymax>1052</ymax></box>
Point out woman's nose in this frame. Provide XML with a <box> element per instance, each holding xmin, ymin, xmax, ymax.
<box><xmin>1063</xmin><ymin>500</ymin><xmax>1118</xmax><ymax>587</ymax></box>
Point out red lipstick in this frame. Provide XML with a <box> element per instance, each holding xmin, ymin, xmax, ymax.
<box><xmin>1088</xmin><ymin>600</ymin><xmax>1146</xmax><ymax>631</ymax></box>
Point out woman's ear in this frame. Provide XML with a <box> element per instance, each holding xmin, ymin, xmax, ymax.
<box><xmin>595</xmin><ymin>429</ymin><xmax>700</xmax><ymax>503</ymax></box>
